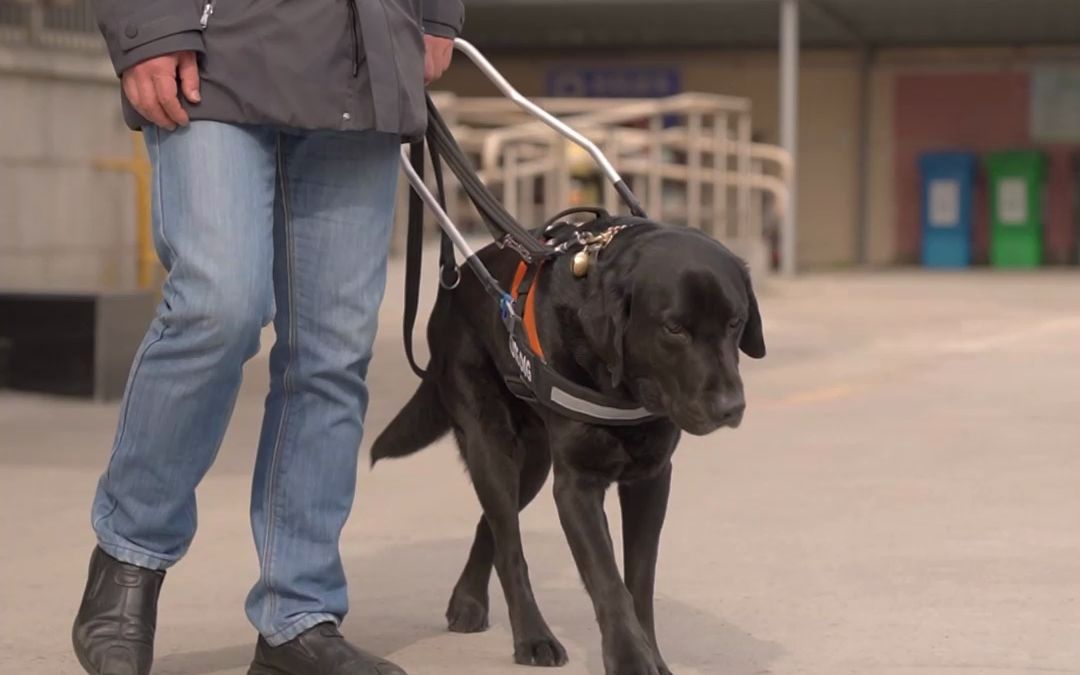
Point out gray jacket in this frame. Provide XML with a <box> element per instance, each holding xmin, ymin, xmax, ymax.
<box><xmin>92</xmin><ymin>0</ymin><xmax>465</xmax><ymax>136</ymax></box>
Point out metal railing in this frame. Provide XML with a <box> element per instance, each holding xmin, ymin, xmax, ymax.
<box><xmin>411</xmin><ymin>92</ymin><xmax>791</xmax><ymax>270</ymax></box>
<box><xmin>0</xmin><ymin>0</ymin><xmax>103</xmax><ymax>50</ymax></box>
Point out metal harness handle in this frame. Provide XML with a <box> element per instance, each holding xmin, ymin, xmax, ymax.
<box><xmin>451</xmin><ymin>38</ymin><xmax>647</xmax><ymax>218</ymax></box>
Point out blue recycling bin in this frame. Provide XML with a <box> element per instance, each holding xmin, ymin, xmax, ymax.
<box><xmin>920</xmin><ymin>152</ymin><xmax>978</xmax><ymax>267</ymax></box>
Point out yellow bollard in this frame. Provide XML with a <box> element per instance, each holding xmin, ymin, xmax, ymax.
<box><xmin>94</xmin><ymin>133</ymin><xmax>155</xmax><ymax>290</ymax></box>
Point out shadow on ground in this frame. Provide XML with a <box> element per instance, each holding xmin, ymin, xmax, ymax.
<box><xmin>154</xmin><ymin>531</ymin><xmax>777</xmax><ymax>673</ymax></box>
<box><xmin>157</xmin><ymin>533</ymin><xmax>781</xmax><ymax>675</ymax></box>
<box><xmin>155</xmin><ymin>644</ymin><xmax>256</xmax><ymax>675</ymax></box>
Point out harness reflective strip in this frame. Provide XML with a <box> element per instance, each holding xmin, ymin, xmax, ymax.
<box><xmin>548</xmin><ymin>387</ymin><xmax>654</xmax><ymax>422</ymax></box>
<box><xmin>510</xmin><ymin>261</ymin><xmax>545</xmax><ymax>358</ymax></box>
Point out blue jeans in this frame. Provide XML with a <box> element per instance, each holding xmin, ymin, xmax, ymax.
<box><xmin>91</xmin><ymin>121</ymin><xmax>400</xmax><ymax>645</ymax></box>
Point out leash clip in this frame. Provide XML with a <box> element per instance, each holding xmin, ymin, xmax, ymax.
<box><xmin>499</xmin><ymin>235</ymin><xmax>534</xmax><ymax>263</ymax></box>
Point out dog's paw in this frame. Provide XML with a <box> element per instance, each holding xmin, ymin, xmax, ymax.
<box><xmin>607</xmin><ymin>639</ymin><xmax>667</xmax><ymax>675</ymax></box>
<box><xmin>514</xmin><ymin>634</ymin><xmax>569</xmax><ymax>668</ymax></box>
<box><xmin>446</xmin><ymin>591</ymin><xmax>490</xmax><ymax>633</ymax></box>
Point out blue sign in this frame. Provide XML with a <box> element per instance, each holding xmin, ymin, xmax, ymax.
<box><xmin>546</xmin><ymin>66</ymin><xmax>682</xmax><ymax>99</ymax></box>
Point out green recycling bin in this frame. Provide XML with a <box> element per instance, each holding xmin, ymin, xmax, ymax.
<box><xmin>986</xmin><ymin>151</ymin><xmax>1046</xmax><ymax>268</ymax></box>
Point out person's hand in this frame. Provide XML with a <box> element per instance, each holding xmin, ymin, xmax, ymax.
<box><xmin>121</xmin><ymin>51</ymin><xmax>201</xmax><ymax>130</ymax></box>
<box><xmin>424</xmin><ymin>34</ymin><xmax>454</xmax><ymax>85</ymax></box>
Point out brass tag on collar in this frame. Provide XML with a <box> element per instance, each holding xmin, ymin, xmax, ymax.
<box><xmin>572</xmin><ymin>250</ymin><xmax>591</xmax><ymax>278</ymax></box>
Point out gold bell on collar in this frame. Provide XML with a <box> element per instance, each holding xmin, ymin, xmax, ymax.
<box><xmin>572</xmin><ymin>249</ymin><xmax>591</xmax><ymax>278</ymax></box>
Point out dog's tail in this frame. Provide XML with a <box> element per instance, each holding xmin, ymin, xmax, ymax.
<box><xmin>371</xmin><ymin>375</ymin><xmax>450</xmax><ymax>466</ymax></box>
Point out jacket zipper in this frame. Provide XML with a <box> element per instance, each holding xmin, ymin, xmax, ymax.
<box><xmin>346</xmin><ymin>0</ymin><xmax>359</xmax><ymax>77</ymax></box>
<box><xmin>199</xmin><ymin>1</ymin><xmax>214</xmax><ymax>28</ymax></box>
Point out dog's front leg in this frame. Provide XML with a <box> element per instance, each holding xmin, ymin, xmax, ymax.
<box><xmin>465</xmin><ymin>436</ymin><xmax>567</xmax><ymax>667</ymax></box>
<box><xmin>619</xmin><ymin>464</ymin><xmax>673</xmax><ymax>675</ymax></box>
<box><xmin>553</xmin><ymin>467</ymin><xmax>662</xmax><ymax>675</ymax></box>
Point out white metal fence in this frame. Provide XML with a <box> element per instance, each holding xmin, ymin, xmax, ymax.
<box><xmin>0</xmin><ymin>0</ymin><xmax>102</xmax><ymax>51</ymax></box>
<box><xmin>407</xmin><ymin>92</ymin><xmax>791</xmax><ymax>273</ymax></box>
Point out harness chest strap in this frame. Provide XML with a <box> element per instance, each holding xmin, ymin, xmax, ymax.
<box><xmin>503</xmin><ymin>260</ymin><xmax>660</xmax><ymax>426</ymax></box>
<box><xmin>510</xmin><ymin>260</ymin><xmax>544</xmax><ymax>359</ymax></box>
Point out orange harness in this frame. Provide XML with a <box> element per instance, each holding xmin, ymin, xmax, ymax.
<box><xmin>509</xmin><ymin>261</ymin><xmax>545</xmax><ymax>359</ymax></box>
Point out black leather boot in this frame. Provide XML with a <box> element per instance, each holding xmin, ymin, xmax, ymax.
<box><xmin>248</xmin><ymin>622</ymin><xmax>407</xmax><ymax>675</ymax></box>
<box><xmin>72</xmin><ymin>547</ymin><xmax>165</xmax><ymax>675</ymax></box>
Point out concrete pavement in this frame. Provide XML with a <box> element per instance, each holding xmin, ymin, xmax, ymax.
<box><xmin>2</xmin><ymin>264</ymin><xmax>1079</xmax><ymax>675</ymax></box>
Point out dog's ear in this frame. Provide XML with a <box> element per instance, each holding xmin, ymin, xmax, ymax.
<box><xmin>578</xmin><ymin>272</ymin><xmax>630</xmax><ymax>387</ymax></box>
<box><xmin>740</xmin><ymin>273</ymin><xmax>766</xmax><ymax>359</ymax></box>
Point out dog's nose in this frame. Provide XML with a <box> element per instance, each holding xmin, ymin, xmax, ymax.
<box><xmin>711</xmin><ymin>395</ymin><xmax>746</xmax><ymax>426</ymax></box>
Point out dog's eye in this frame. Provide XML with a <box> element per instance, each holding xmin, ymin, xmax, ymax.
<box><xmin>728</xmin><ymin>317</ymin><xmax>744</xmax><ymax>331</ymax></box>
<box><xmin>664</xmin><ymin>321</ymin><xmax>685</xmax><ymax>335</ymax></box>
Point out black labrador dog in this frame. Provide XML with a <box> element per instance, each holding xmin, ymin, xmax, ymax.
<box><xmin>372</xmin><ymin>217</ymin><xmax>765</xmax><ymax>674</ymax></box>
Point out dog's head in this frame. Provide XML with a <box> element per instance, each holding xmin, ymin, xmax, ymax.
<box><xmin>579</xmin><ymin>228</ymin><xmax>765</xmax><ymax>435</ymax></box>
